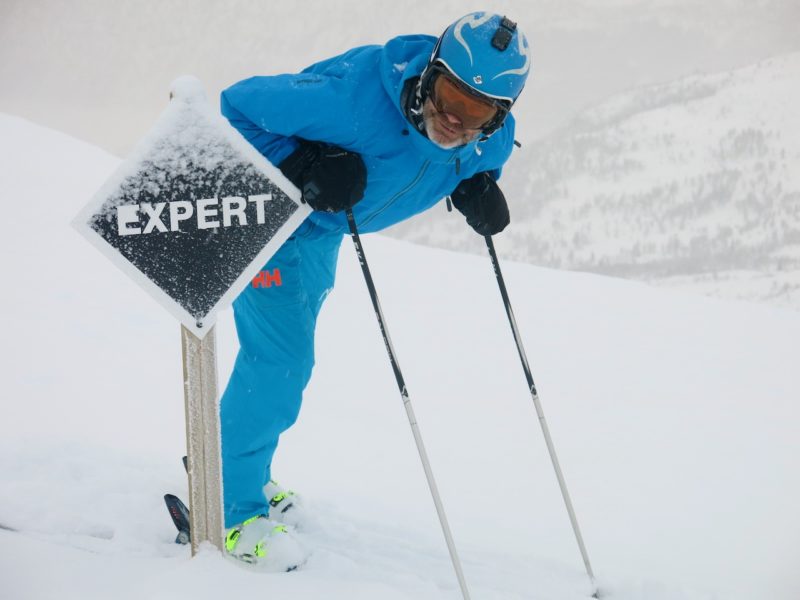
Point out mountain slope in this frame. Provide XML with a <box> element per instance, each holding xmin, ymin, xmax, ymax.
<box><xmin>1</xmin><ymin>114</ymin><xmax>799</xmax><ymax>599</ymax></box>
<box><xmin>388</xmin><ymin>52</ymin><xmax>800</xmax><ymax>309</ymax></box>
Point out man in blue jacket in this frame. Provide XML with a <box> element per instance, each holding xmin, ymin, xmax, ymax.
<box><xmin>220</xmin><ymin>12</ymin><xmax>531</xmax><ymax>566</ymax></box>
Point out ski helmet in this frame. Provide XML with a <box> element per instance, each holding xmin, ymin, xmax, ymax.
<box><xmin>419</xmin><ymin>13</ymin><xmax>531</xmax><ymax>135</ymax></box>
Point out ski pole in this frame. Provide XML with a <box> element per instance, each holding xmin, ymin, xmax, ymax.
<box><xmin>345</xmin><ymin>208</ymin><xmax>473</xmax><ymax>600</ymax></box>
<box><xmin>484</xmin><ymin>234</ymin><xmax>599</xmax><ymax>598</ymax></box>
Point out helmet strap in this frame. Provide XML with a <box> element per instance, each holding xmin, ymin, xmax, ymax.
<box><xmin>401</xmin><ymin>77</ymin><xmax>426</xmax><ymax>133</ymax></box>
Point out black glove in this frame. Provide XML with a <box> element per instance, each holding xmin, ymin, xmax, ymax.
<box><xmin>278</xmin><ymin>140</ymin><xmax>367</xmax><ymax>213</ymax></box>
<box><xmin>450</xmin><ymin>172</ymin><xmax>510</xmax><ymax>236</ymax></box>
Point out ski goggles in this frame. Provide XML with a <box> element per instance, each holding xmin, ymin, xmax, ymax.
<box><xmin>430</xmin><ymin>70</ymin><xmax>507</xmax><ymax>132</ymax></box>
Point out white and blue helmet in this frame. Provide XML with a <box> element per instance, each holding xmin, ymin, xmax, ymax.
<box><xmin>420</xmin><ymin>13</ymin><xmax>532</xmax><ymax>134</ymax></box>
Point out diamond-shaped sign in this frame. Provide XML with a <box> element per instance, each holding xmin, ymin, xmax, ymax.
<box><xmin>73</xmin><ymin>76</ymin><xmax>310</xmax><ymax>337</ymax></box>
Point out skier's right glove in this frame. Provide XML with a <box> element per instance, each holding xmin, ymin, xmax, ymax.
<box><xmin>278</xmin><ymin>140</ymin><xmax>367</xmax><ymax>213</ymax></box>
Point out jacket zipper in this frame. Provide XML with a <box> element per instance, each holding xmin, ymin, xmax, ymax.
<box><xmin>360</xmin><ymin>160</ymin><xmax>431</xmax><ymax>228</ymax></box>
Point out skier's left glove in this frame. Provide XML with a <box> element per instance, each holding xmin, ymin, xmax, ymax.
<box><xmin>449</xmin><ymin>172</ymin><xmax>510</xmax><ymax>236</ymax></box>
<box><xmin>278</xmin><ymin>140</ymin><xmax>367</xmax><ymax>213</ymax></box>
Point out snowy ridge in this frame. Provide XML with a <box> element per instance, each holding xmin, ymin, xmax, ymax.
<box><xmin>388</xmin><ymin>52</ymin><xmax>800</xmax><ymax>309</ymax></box>
<box><xmin>1</xmin><ymin>114</ymin><xmax>799</xmax><ymax>599</ymax></box>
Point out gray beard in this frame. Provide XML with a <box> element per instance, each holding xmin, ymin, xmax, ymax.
<box><xmin>423</xmin><ymin>114</ymin><xmax>463</xmax><ymax>149</ymax></box>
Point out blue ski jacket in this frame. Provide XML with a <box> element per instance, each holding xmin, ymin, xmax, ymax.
<box><xmin>220</xmin><ymin>34</ymin><xmax>517</xmax><ymax>234</ymax></box>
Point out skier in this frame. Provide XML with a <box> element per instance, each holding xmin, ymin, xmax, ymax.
<box><xmin>219</xmin><ymin>12</ymin><xmax>531</xmax><ymax>566</ymax></box>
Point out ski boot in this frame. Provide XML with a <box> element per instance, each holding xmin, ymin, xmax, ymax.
<box><xmin>224</xmin><ymin>515</ymin><xmax>306</xmax><ymax>571</ymax></box>
<box><xmin>265</xmin><ymin>479</ymin><xmax>301</xmax><ymax>525</ymax></box>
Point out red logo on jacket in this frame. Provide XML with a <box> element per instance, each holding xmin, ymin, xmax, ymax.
<box><xmin>252</xmin><ymin>268</ymin><xmax>282</xmax><ymax>288</ymax></box>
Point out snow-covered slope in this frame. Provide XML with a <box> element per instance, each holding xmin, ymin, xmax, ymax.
<box><xmin>389</xmin><ymin>52</ymin><xmax>800</xmax><ymax>310</ymax></box>
<box><xmin>1</xmin><ymin>114</ymin><xmax>799</xmax><ymax>600</ymax></box>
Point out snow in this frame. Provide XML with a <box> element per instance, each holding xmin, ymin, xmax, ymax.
<box><xmin>1</xmin><ymin>112</ymin><xmax>799</xmax><ymax>599</ymax></box>
<box><xmin>170</xmin><ymin>75</ymin><xmax>207</xmax><ymax>102</ymax></box>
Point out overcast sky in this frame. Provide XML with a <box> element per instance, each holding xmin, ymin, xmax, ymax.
<box><xmin>1</xmin><ymin>0</ymin><xmax>798</xmax><ymax>155</ymax></box>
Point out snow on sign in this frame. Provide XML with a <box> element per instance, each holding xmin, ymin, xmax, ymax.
<box><xmin>73</xmin><ymin>76</ymin><xmax>310</xmax><ymax>338</ymax></box>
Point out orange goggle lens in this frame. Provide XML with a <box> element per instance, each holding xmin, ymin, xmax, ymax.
<box><xmin>431</xmin><ymin>74</ymin><xmax>499</xmax><ymax>131</ymax></box>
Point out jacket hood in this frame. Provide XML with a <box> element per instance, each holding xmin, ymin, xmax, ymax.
<box><xmin>379</xmin><ymin>34</ymin><xmax>484</xmax><ymax>166</ymax></box>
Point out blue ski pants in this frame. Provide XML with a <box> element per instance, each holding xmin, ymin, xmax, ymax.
<box><xmin>220</xmin><ymin>219</ymin><xmax>343</xmax><ymax>527</ymax></box>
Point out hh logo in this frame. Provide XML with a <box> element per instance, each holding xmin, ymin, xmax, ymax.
<box><xmin>252</xmin><ymin>268</ymin><xmax>282</xmax><ymax>289</ymax></box>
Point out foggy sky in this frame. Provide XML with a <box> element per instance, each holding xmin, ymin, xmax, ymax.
<box><xmin>1</xmin><ymin>0</ymin><xmax>798</xmax><ymax>155</ymax></box>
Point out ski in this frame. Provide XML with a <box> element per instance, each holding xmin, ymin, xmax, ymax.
<box><xmin>164</xmin><ymin>455</ymin><xmax>191</xmax><ymax>544</ymax></box>
<box><xmin>164</xmin><ymin>493</ymin><xmax>191</xmax><ymax>545</ymax></box>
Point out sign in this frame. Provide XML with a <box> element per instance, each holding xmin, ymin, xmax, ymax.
<box><xmin>73</xmin><ymin>76</ymin><xmax>310</xmax><ymax>337</ymax></box>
